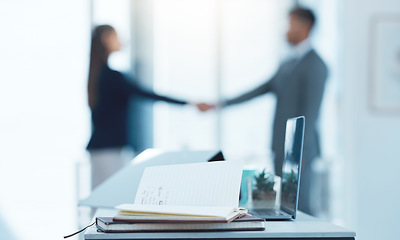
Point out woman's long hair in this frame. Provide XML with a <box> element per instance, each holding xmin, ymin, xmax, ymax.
<box><xmin>88</xmin><ymin>25</ymin><xmax>115</xmax><ymax>110</ymax></box>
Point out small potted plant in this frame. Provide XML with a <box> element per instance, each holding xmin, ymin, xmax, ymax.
<box><xmin>251</xmin><ymin>169</ymin><xmax>276</xmax><ymax>208</ymax></box>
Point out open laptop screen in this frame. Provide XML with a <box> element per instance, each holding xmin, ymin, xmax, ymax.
<box><xmin>280</xmin><ymin>116</ymin><xmax>305</xmax><ymax>218</ymax></box>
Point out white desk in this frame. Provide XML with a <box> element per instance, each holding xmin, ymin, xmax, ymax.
<box><xmin>82</xmin><ymin>150</ymin><xmax>355</xmax><ymax>239</ymax></box>
<box><xmin>85</xmin><ymin>208</ymin><xmax>355</xmax><ymax>240</ymax></box>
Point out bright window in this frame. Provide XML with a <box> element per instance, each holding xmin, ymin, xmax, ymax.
<box><xmin>153</xmin><ymin>0</ymin><xmax>292</xmax><ymax>170</ymax></box>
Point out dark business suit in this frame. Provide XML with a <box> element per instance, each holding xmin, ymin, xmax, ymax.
<box><xmin>87</xmin><ymin>65</ymin><xmax>187</xmax><ymax>150</ymax></box>
<box><xmin>225</xmin><ymin>49</ymin><xmax>328</xmax><ymax>215</ymax></box>
<box><xmin>87</xmin><ymin>65</ymin><xmax>187</xmax><ymax>190</ymax></box>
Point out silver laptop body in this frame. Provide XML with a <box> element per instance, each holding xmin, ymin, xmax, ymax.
<box><xmin>248</xmin><ymin>116</ymin><xmax>305</xmax><ymax>220</ymax></box>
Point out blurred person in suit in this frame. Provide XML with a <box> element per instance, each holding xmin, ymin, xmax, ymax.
<box><xmin>87</xmin><ymin>25</ymin><xmax>209</xmax><ymax>190</ymax></box>
<box><xmin>205</xmin><ymin>7</ymin><xmax>328</xmax><ymax>215</ymax></box>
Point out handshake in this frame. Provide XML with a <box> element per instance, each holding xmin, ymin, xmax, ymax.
<box><xmin>191</xmin><ymin>102</ymin><xmax>220</xmax><ymax>112</ymax></box>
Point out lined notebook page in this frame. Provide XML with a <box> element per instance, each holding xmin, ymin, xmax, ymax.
<box><xmin>133</xmin><ymin>161</ymin><xmax>243</xmax><ymax>207</ymax></box>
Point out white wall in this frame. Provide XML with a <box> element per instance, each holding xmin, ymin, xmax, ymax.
<box><xmin>0</xmin><ymin>1</ymin><xmax>90</xmax><ymax>239</ymax></box>
<box><xmin>341</xmin><ymin>0</ymin><xmax>400</xmax><ymax>239</ymax></box>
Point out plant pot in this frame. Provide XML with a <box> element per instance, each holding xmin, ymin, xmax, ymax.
<box><xmin>251</xmin><ymin>190</ymin><xmax>276</xmax><ymax>208</ymax></box>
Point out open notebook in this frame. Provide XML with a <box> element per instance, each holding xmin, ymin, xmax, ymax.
<box><xmin>115</xmin><ymin>161</ymin><xmax>245</xmax><ymax>223</ymax></box>
<box><xmin>64</xmin><ymin>159</ymin><xmax>258</xmax><ymax>239</ymax></box>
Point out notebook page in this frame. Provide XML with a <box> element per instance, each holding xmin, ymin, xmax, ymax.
<box><xmin>134</xmin><ymin>161</ymin><xmax>243</xmax><ymax>207</ymax></box>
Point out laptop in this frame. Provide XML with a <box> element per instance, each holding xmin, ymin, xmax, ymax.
<box><xmin>248</xmin><ymin>116</ymin><xmax>305</xmax><ymax>220</ymax></box>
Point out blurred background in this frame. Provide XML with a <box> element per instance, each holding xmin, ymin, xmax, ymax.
<box><xmin>0</xmin><ymin>0</ymin><xmax>399</xmax><ymax>239</ymax></box>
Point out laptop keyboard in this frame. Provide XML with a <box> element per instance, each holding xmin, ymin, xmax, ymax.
<box><xmin>250</xmin><ymin>209</ymin><xmax>285</xmax><ymax>216</ymax></box>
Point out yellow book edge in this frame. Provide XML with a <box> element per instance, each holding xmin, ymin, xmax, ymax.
<box><xmin>115</xmin><ymin>204</ymin><xmax>248</xmax><ymax>219</ymax></box>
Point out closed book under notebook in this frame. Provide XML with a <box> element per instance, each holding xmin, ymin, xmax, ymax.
<box><xmin>96</xmin><ymin>215</ymin><xmax>265</xmax><ymax>233</ymax></box>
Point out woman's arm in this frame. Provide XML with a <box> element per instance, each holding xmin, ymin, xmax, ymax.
<box><xmin>115</xmin><ymin>71</ymin><xmax>187</xmax><ymax>105</ymax></box>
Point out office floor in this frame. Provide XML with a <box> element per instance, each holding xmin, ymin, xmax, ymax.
<box><xmin>0</xmin><ymin>212</ymin><xmax>17</xmax><ymax>240</ymax></box>
<box><xmin>0</xmin><ymin>157</ymin><xmax>82</xmax><ymax>240</ymax></box>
